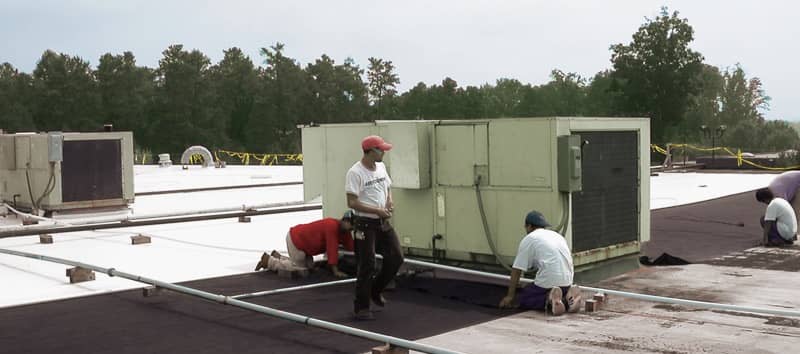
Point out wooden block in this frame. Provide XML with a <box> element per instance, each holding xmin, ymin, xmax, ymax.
<box><xmin>131</xmin><ymin>234</ymin><xmax>152</xmax><ymax>245</ymax></box>
<box><xmin>238</xmin><ymin>216</ymin><xmax>251</xmax><ymax>223</ymax></box>
<box><xmin>22</xmin><ymin>218</ymin><xmax>39</xmax><ymax>225</ymax></box>
<box><xmin>67</xmin><ymin>267</ymin><xmax>95</xmax><ymax>284</ymax></box>
<box><xmin>278</xmin><ymin>269</ymin><xmax>309</xmax><ymax>279</ymax></box>
<box><xmin>39</xmin><ymin>234</ymin><xmax>53</xmax><ymax>244</ymax></box>
<box><xmin>372</xmin><ymin>343</ymin><xmax>409</xmax><ymax>354</ymax></box>
<box><xmin>593</xmin><ymin>292</ymin><xmax>606</xmax><ymax>304</ymax></box>
<box><xmin>585</xmin><ymin>299</ymin><xmax>598</xmax><ymax>312</ymax></box>
<box><xmin>142</xmin><ymin>286</ymin><xmax>163</xmax><ymax>297</ymax></box>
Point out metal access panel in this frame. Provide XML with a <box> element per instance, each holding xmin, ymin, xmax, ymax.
<box><xmin>571</xmin><ymin>131</ymin><xmax>639</xmax><ymax>252</ymax></box>
<box><xmin>61</xmin><ymin>140</ymin><xmax>123</xmax><ymax>202</ymax></box>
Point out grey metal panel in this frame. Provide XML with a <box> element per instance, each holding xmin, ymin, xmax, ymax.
<box><xmin>571</xmin><ymin>131</ymin><xmax>639</xmax><ymax>252</ymax></box>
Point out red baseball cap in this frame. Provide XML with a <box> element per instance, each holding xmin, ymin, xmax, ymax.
<box><xmin>362</xmin><ymin>135</ymin><xmax>393</xmax><ymax>151</ymax></box>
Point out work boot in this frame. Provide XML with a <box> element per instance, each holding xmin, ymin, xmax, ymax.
<box><xmin>371</xmin><ymin>291</ymin><xmax>387</xmax><ymax>307</ymax></box>
<box><xmin>565</xmin><ymin>285</ymin><xmax>582</xmax><ymax>313</ymax></box>
<box><xmin>353</xmin><ymin>309</ymin><xmax>375</xmax><ymax>321</ymax></box>
<box><xmin>254</xmin><ymin>253</ymin><xmax>270</xmax><ymax>271</ymax></box>
<box><xmin>547</xmin><ymin>287</ymin><xmax>566</xmax><ymax>316</ymax></box>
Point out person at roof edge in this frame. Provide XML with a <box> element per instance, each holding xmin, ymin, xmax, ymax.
<box><xmin>346</xmin><ymin>135</ymin><xmax>404</xmax><ymax>321</ymax></box>
<box><xmin>499</xmin><ymin>210</ymin><xmax>582</xmax><ymax>316</ymax></box>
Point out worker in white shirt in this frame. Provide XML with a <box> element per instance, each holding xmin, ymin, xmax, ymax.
<box><xmin>499</xmin><ymin>210</ymin><xmax>582</xmax><ymax>315</ymax></box>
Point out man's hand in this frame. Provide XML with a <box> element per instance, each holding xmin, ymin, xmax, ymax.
<box><xmin>376</xmin><ymin>208</ymin><xmax>392</xmax><ymax>219</ymax></box>
<box><xmin>499</xmin><ymin>295</ymin><xmax>515</xmax><ymax>309</ymax></box>
<box><xmin>385</xmin><ymin>200</ymin><xmax>394</xmax><ymax>212</ymax></box>
<box><xmin>331</xmin><ymin>265</ymin><xmax>348</xmax><ymax>278</ymax></box>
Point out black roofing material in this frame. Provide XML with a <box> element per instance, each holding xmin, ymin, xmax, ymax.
<box><xmin>647</xmin><ymin>191</ymin><xmax>762</xmax><ymax>262</ymax></box>
<box><xmin>0</xmin><ymin>271</ymin><xmax>517</xmax><ymax>354</ymax></box>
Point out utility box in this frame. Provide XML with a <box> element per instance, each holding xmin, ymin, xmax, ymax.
<box><xmin>557</xmin><ymin>134</ymin><xmax>582</xmax><ymax>192</ymax></box>
<box><xmin>301</xmin><ymin>117</ymin><xmax>650</xmax><ymax>268</ymax></box>
<box><xmin>0</xmin><ymin>131</ymin><xmax>135</xmax><ymax>212</ymax></box>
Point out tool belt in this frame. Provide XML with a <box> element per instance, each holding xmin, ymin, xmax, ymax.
<box><xmin>353</xmin><ymin>215</ymin><xmax>390</xmax><ymax>232</ymax></box>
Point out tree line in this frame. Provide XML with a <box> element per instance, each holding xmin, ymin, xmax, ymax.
<box><xmin>1</xmin><ymin>8</ymin><xmax>797</xmax><ymax>156</ymax></box>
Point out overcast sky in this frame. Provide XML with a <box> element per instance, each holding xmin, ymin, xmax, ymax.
<box><xmin>2</xmin><ymin>0</ymin><xmax>797</xmax><ymax>120</ymax></box>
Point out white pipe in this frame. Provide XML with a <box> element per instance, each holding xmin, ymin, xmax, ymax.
<box><xmin>0</xmin><ymin>248</ymin><xmax>464</xmax><ymax>354</ymax></box>
<box><xmin>3</xmin><ymin>203</ymin><xmax>66</xmax><ymax>225</ymax></box>
<box><xmin>232</xmin><ymin>278</ymin><xmax>356</xmax><ymax>300</ymax></box>
<box><xmin>0</xmin><ymin>200</ymin><xmax>310</xmax><ymax>233</ymax></box>
<box><xmin>342</xmin><ymin>252</ymin><xmax>800</xmax><ymax>319</ymax></box>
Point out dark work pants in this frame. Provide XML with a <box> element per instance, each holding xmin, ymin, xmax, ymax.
<box><xmin>353</xmin><ymin>217</ymin><xmax>404</xmax><ymax>312</ymax></box>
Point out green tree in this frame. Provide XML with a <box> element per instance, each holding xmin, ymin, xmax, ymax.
<box><xmin>0</xmin><ymin>63</ymin><xmax>36</xmax><ymax>132</ymax></box>
<box><xmin>718</xmin><ymin>65</ymin><xmax>770</xmax><ymax>127</ymax></box>
<box><xmin>306</xmin><ymin>55</ymin><xmax>369</xmax><ymax>124</ymax></box>
<box><xmin>152</xmin><ymin>45</ymin><xmax>221</xmax><ymax>153</ymax></box>
<box><xmin>209</xmin><ymin>47</ymin><xmax>258</xmax><ymax>147</ymax></box>
<box><xmin>610</xmin><ymin>7</ymin><xmax>704</xmax><ymax>142</ymax></box>
<box><xmin>96</xmin><ymin>51</ymin><xmax>155</xmax><ymax>144</ymax></box>
<box><xmin>247</xmin><ymin>43</ymin><xmax>312</xmax><ymax>152</ymax></box>
<box><xmin>31</xmin><ymin>50</ymin><xmax>101</xmax><ymax>131</ymax></box>
<box><xmin>367</xmin><ymin>57</ymin><xmax>400</xmax><ymax>119</ymax></box>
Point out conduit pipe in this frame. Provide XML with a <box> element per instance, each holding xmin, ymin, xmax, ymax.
<box><xmin>0</xmin><ymin>201</ymin><xmax>304</xmax><ymax>231</ymax></box>
<box><xmin>135</xmin><ymin>181</ymin><xmax>303</xmax><ymax>196</ymax></box>
<box><xmin>0</xmin><ymin>203</ymin><xmax>322</xmax><ymax>239</ymax></box>
<box><xmin>341</xmin><ymin>252</ymin><xmax>800</xmax><ymax>319</ymax></box>
<box><xmin>0</xmin><ymin>248</ymin><xmax>463</xmax><ymax>354</ymax></box>
<box><xmin>232</xmin><ymin>278</ymin><xmax>356</xmax><ymax>300</ymax></box>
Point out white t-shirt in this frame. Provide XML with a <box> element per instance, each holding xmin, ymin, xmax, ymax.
<box><xmin>345</xmin><ymin>161</ymin><xmax>392</xmax><ymax>219</ymax></box>
<box><xmin>512</xmin><ymin>228</ymin><xmax>574</xmax><ymax>289</ymax></box>
<box><xmin>765</xmin><ymin>197</ymin><xmax>798</xmax><ymax>240</ymax></box>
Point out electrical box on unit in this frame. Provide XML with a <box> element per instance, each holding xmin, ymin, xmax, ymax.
<box><xmin>48</xmin><ymin>132</ymin><xmax>63</xmax><ymax>162</ymax></box>
<box><xmin>0</xmin><ymin>131</ymin><xmax>135</xmax><ymax>212</ymax></box>
<box><xmin>558</xmin><ymin>134</ymin><xmax>582</xmax><ymax>192</ymax></box>
<box><xmin>301</xmin><ymin>117</ymin><xmax>650</xmax><ymax>268</ymax></box>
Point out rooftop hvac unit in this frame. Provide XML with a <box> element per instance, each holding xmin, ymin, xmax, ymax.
<box><xmin>301</xmin><ymin>117</ymin><xmax>650</xmax><ymax>268</ymax></box>
<box><xmin>0</xmin><ymin>132</ymin><xmax>135</xmax><ymax>212</ymax></box>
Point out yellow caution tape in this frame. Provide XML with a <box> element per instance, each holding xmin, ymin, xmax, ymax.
<box><xmin>216</xmin><ymin>150</ymin><xmax>303</xmax><ymax>166</ymax></box>
<box><xmin>651</xmin><ymin>144</ymin><xmax>800</xmax><ymax>171</ymax></box>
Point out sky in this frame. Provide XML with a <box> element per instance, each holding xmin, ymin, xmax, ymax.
<box><xmin>1</xmin><ymin>0</ymin><xmax>797</xmax><ymax>120</ymax></box>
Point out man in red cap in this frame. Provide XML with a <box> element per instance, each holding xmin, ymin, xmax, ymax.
<box><xmin>345</xmin><ymin>135</ymin><xmax>405</xmax><ymax>320</ymax></box>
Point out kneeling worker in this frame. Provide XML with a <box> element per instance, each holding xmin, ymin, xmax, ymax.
<box><xmin>255</xmin><ymin>211</ymin><xmax>355</xmax><ymax>278</ymax></box>
<box><xmin>499</xmin><ymin>210</ymin><xmax>581</xmax><ymax>315</ymax></box>
<box><xmin>755</xmin><ymin>188</ymin><xmax>797</xmax><ymax>246</ymax></box>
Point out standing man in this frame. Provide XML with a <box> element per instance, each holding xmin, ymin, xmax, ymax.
<box><xmin>254</xmin><ymin>211</ymin><xmax>355</xmax><ymax>278</ymax></box>
<box><xmin>499</xmin><ymin>210</ymin><xmax>581</xmax><ymax>315</ymax></box>
<box><xmin>346</xmin><ymin>135</ymin><xmax>404</xmax><ymax>320</ymax></box>
<box><xmin>755</xmin><ymin>188</ymin><xmax>797</xmax><ymax>246</ymax></box>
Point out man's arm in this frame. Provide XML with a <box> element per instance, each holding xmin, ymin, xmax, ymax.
<box><xmin>499</xmin><ymin>268</ymin><xmax>523</xmax><ymax>308</ymax></box>
<box><xmin>386</xmin><ymin>189</ymin><xmax>394</xmax><ymax>211</ymax></box>
<box><xmin>347</xmin><ymin>193</ymin><xmax>391</xmax><ymax>218</ymax></box>
<box><xmin>763</xmin><ymin>220</ymin><xmax>775</xmax><ymax>245</ymax></box>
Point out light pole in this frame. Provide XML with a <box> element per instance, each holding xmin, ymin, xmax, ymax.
<box><xmin>700</xmin><ymin>125</ymin><xmax>727</xmax><ymax>166</ymax></box>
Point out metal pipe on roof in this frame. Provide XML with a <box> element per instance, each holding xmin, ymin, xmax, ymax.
<box><xmin>0</xmin><ymin>203</ymin><xmax>322</xmax><ymax>239</ymax></box>
<box><xmin>134</xmin><ymin>181</ymin><xmax>303</xmax><ymax>196</ymax></box>
<box><xmin>0</xmin><ymin>248</ymin><xmax>464</xmax><ymax>354</ymax></box>
<box><xmin>2</xmin><ymin>200</ymin><xmax>310</xmax><ymax>230</ymax></box>
<box><xmin>232</xmin><ymin>278</ymin><xmax>356</xmax><ymax>300</ymax></box>
<box><xmin>341</xmin><ymin>252</ymin><xmax>800</xmax><ymax>319</ymax></box>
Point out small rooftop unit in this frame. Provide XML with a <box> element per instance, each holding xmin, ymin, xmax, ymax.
<box><xmin>301</xmin><ymin>117</ymin><xmax>650</xmax><ymax>268</ymax></box>
<box><xmin>0</xmin><ymin>131</ymin><xmax>134</xmax><ymax>213</ymax></box>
